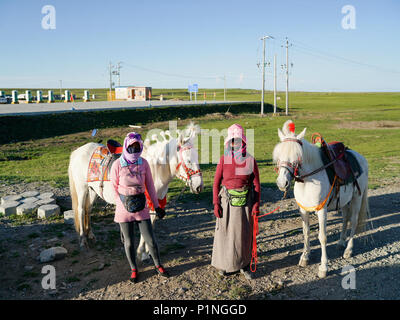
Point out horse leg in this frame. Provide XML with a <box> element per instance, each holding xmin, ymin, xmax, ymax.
<box><xmin>343</xmin><ymin>194</ymin><xmax>362</xmax><ymax>259</ymax></box>
<box><xmin>317</xmin><ymin>208</ymin><xmax>328</xmax><ymax>278</ymax></box>
<box><xmin>76</xmin><ymin>185</ymin><xmax>89</xmax><ymax>249</ymax></box>
<box><xmin>337</xmin><ymin>205</ymin><xmax>351</xmax><ymax>250</ymax></box>
<box><xmin>87</xmin><ymin>187</ymin><xmax>98</xmax><ymax>243</ymax></box>
<box><xmin>298</xmin><ymin>209</ymin><xmax>310</xmax><ymax>267</ymax></box>
<box><xmin>137</xmin><ymin>233</ymin><xmax>149</xmax><ymax>262</ymax></box>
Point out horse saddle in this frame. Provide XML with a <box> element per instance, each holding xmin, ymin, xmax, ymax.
<box><xmin>313</xmin><ymin>133</ymin><xmax>362</xmax><ymax>190</ymax></box>
<box><xmin>326</xmin><ymin>141</ymin><xmax>351</xmax><ymax>182</ymax></box>
<box><xmin>87</xmin><ymin>140</ymin><xmax>122</xmax><ymax>183</ymax></box>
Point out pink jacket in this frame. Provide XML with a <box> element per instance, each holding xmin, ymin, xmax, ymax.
<box><xmin>110</xmin><ymin>156</ymin><xmax>159</xmax><ymax>222</ymax></box>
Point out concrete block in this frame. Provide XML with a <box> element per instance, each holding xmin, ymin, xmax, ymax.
<box><xmin>37</xmin><ymin>204</ymin><xmax>60</xmax><ymax>219</ymax></box>
<box><xmin>21</xmin><ymin>191</ymin><xmax>39</xmax><ymax>198</ymax></box>
<box><xmin>21</xmin><ymin>197</ymin><xmax>39</xmax><ymax>204</ymax></box>
<box><xmin>38</xmin><ymin>192</ymin><xmax>55</xmax><ymax>200</ymax></box>
<box><xmin>63</xmin><ymin>210</ymin><xmax>75</xmax><ymax>225</ymax></box>
<box><xmin>36</xmin><ymin>198</ymin><xmax>56</xmax><ymax>206</ymax></box>
<box><xmin>0</xmin><ymin>201</ymin><xmax>20</xmax><ymax>216</ymax></box>
<box><xmin>1</xmin><ymin>194</ymin><xmax>22</xmax><ymax>204</ymax></box>
<box><xmin>17</xmin><ymin>203</ymin><xmax>39</xmax><ymax>216</ymax></box>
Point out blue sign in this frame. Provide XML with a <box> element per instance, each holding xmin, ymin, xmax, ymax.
<box><xmin>188</xmin><ymin>84</ymin><xmax>199</xmax><ymax>93</ymax></box>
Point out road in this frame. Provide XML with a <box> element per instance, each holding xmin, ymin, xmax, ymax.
<box><xmin>0</xmin><ymin>100</ymin><xmax>254</xmax><ymax>116</ymax></box>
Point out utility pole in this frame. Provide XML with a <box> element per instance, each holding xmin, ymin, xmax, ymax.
<box><xmin>273</xmin><ymin>54</ymin><xmax>277</xmax><ymax>114</ymax></box>
<box><xmin>285</xmin><ymin>38</ymin><xmax>290</xmax><ymax>115</ymax></box>
<box><xmin>113</xmin><ymin>61</ymin><xmax>122</xmax><ymax>87</ymax></box>
<box><xmin>260</xmin><ymin>35</ymin><xmax>273</xmax><ymax>116</ymax></box>
<box><xmin>59</xmin><ymin>80</ymin><xmax>62</xmax><ymax>100</ymax></box>
<box><xmin>109</xmin><ymin>61</ymin><xmax>113</xmax><ymax>97</ymax></box>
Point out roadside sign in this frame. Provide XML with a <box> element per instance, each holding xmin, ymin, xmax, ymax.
<box><xmin>188</xmin><ymin>84</ymin><xmax>199</xmax><ymax>93</ymax></box>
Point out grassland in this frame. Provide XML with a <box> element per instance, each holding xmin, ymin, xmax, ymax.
<box><xmin>0</xmin><ymin>90</ymin><xmax>399</xmax><ymax>200</ymax></box>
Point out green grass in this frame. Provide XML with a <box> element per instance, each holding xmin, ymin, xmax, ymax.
<box><xmin>0</xmin><ymin>91</ymin><xmax>399</xmax><ymax>197</ymax></box>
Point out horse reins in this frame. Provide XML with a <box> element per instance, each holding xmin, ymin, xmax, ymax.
<box><xmin>275</xmin><ymin>137</ymin><xmax>345</xmax><ymax>212</ymax></box>
<box><xmin>275</xmin><ymin>138</ymin><xmax>344</xmax><ymax>183</ymax></box>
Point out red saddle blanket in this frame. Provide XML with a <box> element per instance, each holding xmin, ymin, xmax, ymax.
<box><xmin>87</xmin><ymin>146</ymin><xmax>112</xmax><ymax>182</ymax></box>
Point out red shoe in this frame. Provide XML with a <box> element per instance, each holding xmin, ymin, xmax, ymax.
<box><xmin>155</xmin><ymin>265</ymin><xmax>170</xmax><ymax>278</ymax></box>
<box><xmin>130</xmin><ymin>269</ymin><xmax>138</xmax><ymax>283</ymax></box>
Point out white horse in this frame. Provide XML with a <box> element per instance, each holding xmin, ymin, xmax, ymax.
<box><xmin>68</xmin><ymin>123</ymin><xmax>204</xmax><ymax>260</ymax></box>
<box><xmin>273</xmin><ymin>120</ymin><xmax>370</xmax><ymax>278</ymax></box>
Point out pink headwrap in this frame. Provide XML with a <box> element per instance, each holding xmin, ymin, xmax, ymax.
<box><xmin>122</xmin><ymin>132</ymin><xmax>143</xmax><ymax>165</ymax></box>
<box><xmin>224</xmin><ymin>124</ymin><xmax>247</xmax><ymax>160</ymax></box>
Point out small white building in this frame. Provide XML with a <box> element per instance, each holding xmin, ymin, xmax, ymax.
<box><xmin>115</xmin><ymin>86</ymin><xmax>152</xmax><ymax>101</ymax></box>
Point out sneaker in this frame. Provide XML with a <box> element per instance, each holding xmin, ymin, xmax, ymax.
<box><xmin>240</xmin><ymin>268</ymin><xmax>254</xmax><ymax>280</ymax></box>
<box><xmin>130</xmin><ymin>269</ymin><xmax>138</xmax><ymax>283</ymax></box>
<box><xmin>155</xmin><ymin>265</ymin><xmax>170</xmax><ymax>278</ymax></box>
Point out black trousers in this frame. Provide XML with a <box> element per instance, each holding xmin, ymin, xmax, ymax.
<box><xmin>119</xmin><ymin>219</ymin><xmax>161</xmax><ymax>270</ymax></box>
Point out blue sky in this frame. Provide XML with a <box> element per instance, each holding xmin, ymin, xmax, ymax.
<box><xmin>0</xmin><ymin>0</ymin><xmax>399</xmax><ymax>91</ymax></box>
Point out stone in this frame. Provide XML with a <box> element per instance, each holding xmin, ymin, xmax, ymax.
<box><xmin>36</xmin><ymin>198</ymin><xmax>56</xmax><ymax>206</ymax></box>
<box><xmin>16</xmin><ymin>203</ymin><xmax>39</xmax><ymax>216</ymax></box>
<box><xmin>21</xmin><ymin>191</ymin><xmax>39</xmax><ymax>198</ymax></box>
<box><xmin>1</xmin><ymin>194</ymin><xmax>22</xmax><ymax>204</ymax></box>
<box><xmin>24</xmin><ymin>266</ymin><xmax>34</xmax><ymax>271</ymax></box>
<box><xmin>21</xmin><ymin>197</ymin><xmax>39</xmax><ymax>204</ymax></box>
<box><xmin>38</xmin><ymin>247</ymin><xmax>68</xmax><ymax>263</ymax></box>
<box><xmin>38</xmin><ymin>192</ymin><xmax>55</xmax><ymax>199</ymax></box>
<box><xmin>63</xmin><ymin>210</ymin><xmax>75</xmax><ymax>225</ymax></box>
<box><xmin>37</xmin><ymin>204</ymin><xmax>60</xmax><ymax>219</ymax></box>
<box><xmin>0</xmin><ymin>201</ymin><xmax>20</xmax><ymax>216</ymax></box>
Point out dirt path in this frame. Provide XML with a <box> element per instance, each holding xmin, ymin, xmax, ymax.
<box><xmin>0</xmin><ymin>178</ymin><xmax>399</xmax><ymax>300</ymax></box>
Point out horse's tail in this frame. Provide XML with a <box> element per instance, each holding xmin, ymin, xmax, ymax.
<box><xmin>356</xmin><ymin>185</ymin><xmax>372</xmax><ymax>235</ymax></box>
<box><xmin>68</xmin><ymin>155</ymin><xmax>80</xmax><ymax>234</ymax></box>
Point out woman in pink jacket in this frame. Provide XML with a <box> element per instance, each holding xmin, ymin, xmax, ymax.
<box><xmin>110</xmin><ymin>132</ymin><xmax>169</xmax><ymax>283</ymax></box>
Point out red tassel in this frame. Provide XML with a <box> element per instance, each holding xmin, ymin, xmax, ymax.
<box><xmin>288</xmin><ymin>122</ymin><xmax>295</xmax><ymax>133</ymax></box>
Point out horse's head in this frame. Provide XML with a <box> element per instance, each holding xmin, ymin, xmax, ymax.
<box><xmin>273</xmin><ymin>120</ymin><xmax>307</xmax><ymax>192</ymax></box>
<box><xmin>175</xmin><ymin>123</ymin><xmax>204</xmax><ymax>194</ymax></box>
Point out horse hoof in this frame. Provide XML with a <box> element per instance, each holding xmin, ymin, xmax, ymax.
<box><xmin>79</xmin><ymin>237</ymin><xmax>89</xmax><ymax>250</ymax></box>
<box><xmin>318</xmin><ymin>269</ymin><xmax>327</xmax><ymax>278</ymax></box>
<box><xmin>298</xmin><ymin>258</ymin><xmax>309</xmax><ymax>267</ymax></box>
<box><xmin>141</xmin><ymin>252</ymin><xmax>150</xmax><ymax>261</ymax></box>
<box><xmin>88</xmin><ymin>231</ymin><xmax>96</xmax><ymax>241</ymax></box>
<box><xmin>337</xmin><ymin>241</ymin><xmax>346</xmax><ymax>250</ymax></box>
<box><xmin>343</xmin><ymin>250</ymin><xmax>352</xmax><ymax>259</ymax></box>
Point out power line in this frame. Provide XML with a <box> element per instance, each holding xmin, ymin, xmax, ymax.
<box><xmin>291</xmin><ymin>40</ymin><xmax>400</xmax><ymax>75</ymax></box>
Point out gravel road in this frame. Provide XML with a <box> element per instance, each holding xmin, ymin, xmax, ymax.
<box><xmin>0</xmin><ymin>177</ymin><xmax>399</xmax><ymax>300</ymax></box>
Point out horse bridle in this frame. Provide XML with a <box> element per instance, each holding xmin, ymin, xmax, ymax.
<box><xmin>175</xmin><ymin>145</ymin><xmax>202</xmax><ymax>184</ymax></box>
<box><xmin>275</xmin><ymin>137</ymin><xmax>345</xmax><ymax>184</ymax></box>
<box><xmin>275</xmin><ymin>138</ymin><xmax>304</xmax><ymax>183</ymax></box>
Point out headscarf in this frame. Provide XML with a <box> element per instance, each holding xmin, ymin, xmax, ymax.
<box><xmin>223</xmin><ymin>124</ymin><xmax>247</xmax><ymax>162</ymax></box>
<box><xmin>122</xmin><ymin>132</ymin><xmax>143</xmax><ymax>165</ymax></box>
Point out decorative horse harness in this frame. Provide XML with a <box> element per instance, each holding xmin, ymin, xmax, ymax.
<box><xmin>275</xmin><ymin>137</ymin><xmax>361</xmax><ymax>212</ymax></box>
<box><xmin>175</xmin><ymin>144</ymin><xmax>202</xmax><ymax>184</ymax></box>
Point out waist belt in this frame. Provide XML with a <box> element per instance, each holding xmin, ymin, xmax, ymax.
<box><xmin>222</xmin><ymin>185</ymin><xmax>249</xmax><ymax>207</ymax></box>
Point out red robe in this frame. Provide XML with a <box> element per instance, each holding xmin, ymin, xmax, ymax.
<box><xmin>213</xmin><ymin>154</ymin><xmax>261</xmax><ymax>214</ymax></box>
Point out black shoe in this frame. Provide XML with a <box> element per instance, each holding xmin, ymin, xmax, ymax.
<box><xmin>155</xmin><ymin>265</ymin><xmax>170</xmax><ymax>278</ymax></box>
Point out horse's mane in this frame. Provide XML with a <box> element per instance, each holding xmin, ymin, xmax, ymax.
<box><xmin>143</xmin><ymin>122</ymin><xmax>200</xmax><ymax>165</ymax></box>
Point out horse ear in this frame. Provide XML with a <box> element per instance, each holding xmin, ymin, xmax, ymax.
<box><xmin>296</xmin><ymin>128</ymin><xmax>307</xmax><ymax>140</ymax></box>
<box><xmin>278</xmin><ymin>128</ymin><xmax>285</xmax><ymax>141</ymax></box>
<box><xmin>178</xmin><ymin>131</ymin><xmax>185</xmax><ymax>146</ymax></box>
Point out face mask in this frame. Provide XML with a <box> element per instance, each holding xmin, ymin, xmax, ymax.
<box><xmin>127</xmin><ymin>145</ymin><xmax>141</xmax><ymax>154</ymax></box>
